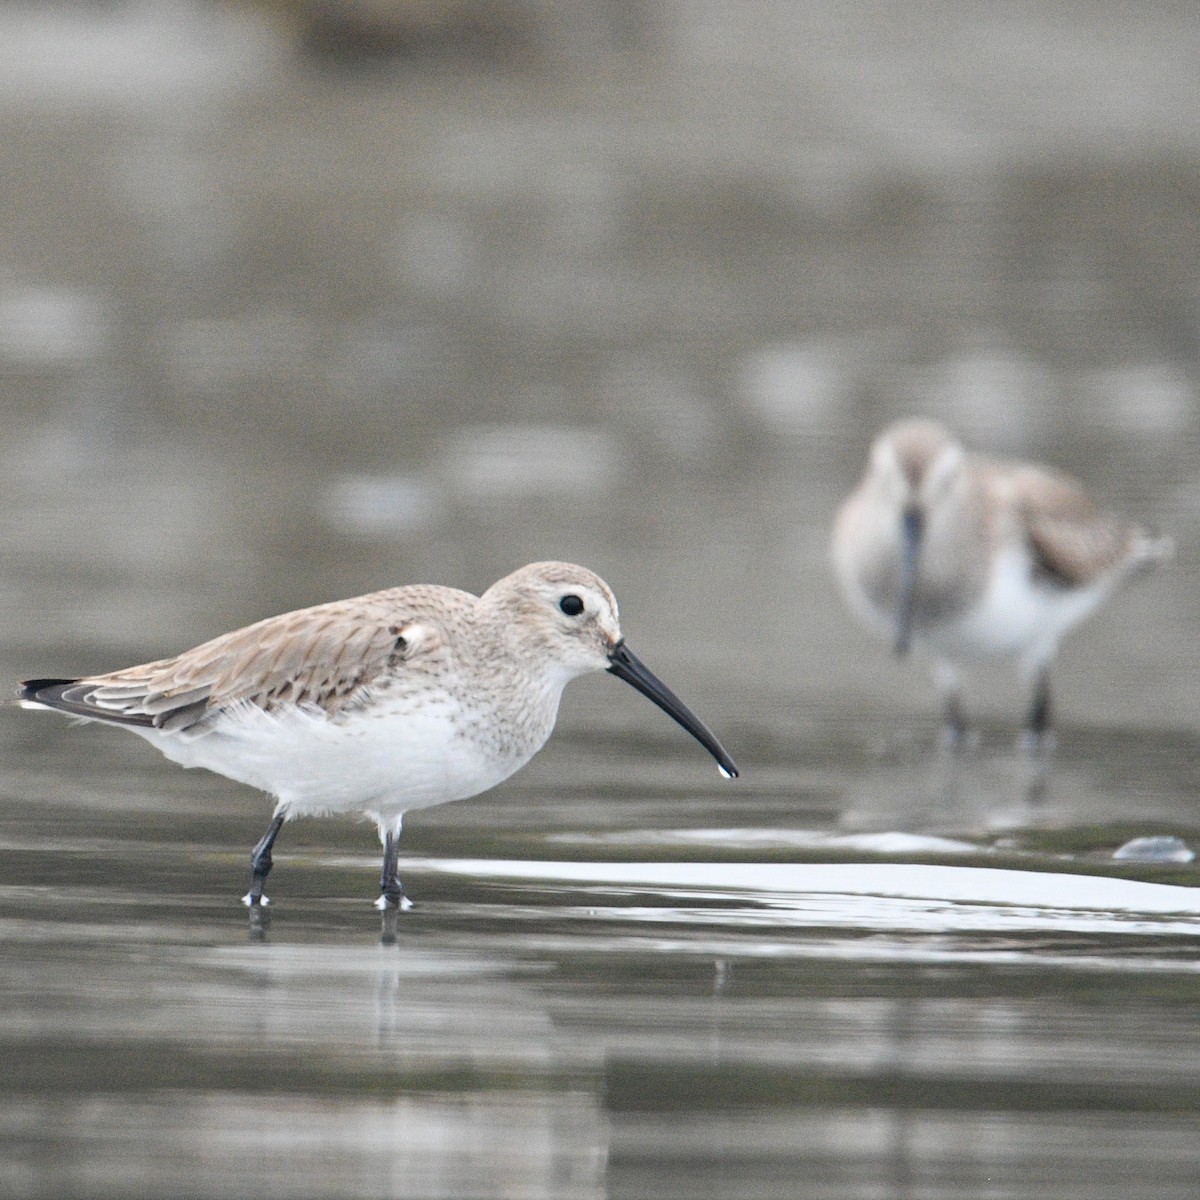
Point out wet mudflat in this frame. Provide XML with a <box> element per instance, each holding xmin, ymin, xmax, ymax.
<box><xmin>3</xmin><ymin>2</ymin><xmax>1200</xmax><ymax>1197</ymax></box>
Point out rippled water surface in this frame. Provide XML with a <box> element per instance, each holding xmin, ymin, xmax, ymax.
<box><xmin>6</xmin><ymin>711</ymin><xmax>1200</xmax><ymax>1199</ymax></box>
<box><xmin>4</xmin><ymin>3</ymin><xmax>1200</xmax><ymax>1197</ymax></box>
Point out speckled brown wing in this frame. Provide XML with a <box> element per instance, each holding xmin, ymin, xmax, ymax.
<box><xmin>20</xmin><ymin>588</ymin><xmax>453</xmax><ymax>734</ymax></box>
<box><xmin>1010</xmin><ymin>465</ymin><xmax>1135</xmax><ymax>589</ymax></box>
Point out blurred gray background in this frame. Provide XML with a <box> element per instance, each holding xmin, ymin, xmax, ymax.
<box><xmin>6</xmin><ymin>7</ymin><xmax>1200</xmax><ymax>1200</ymax></box>
<box><xmin>2</xmin><ymin>0</ymin><xmax>1197</xmax><ymax>744</ymax></box>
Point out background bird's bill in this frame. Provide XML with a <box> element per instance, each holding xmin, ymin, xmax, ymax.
<box><xmin>894</xmin><ymin>506</ymin><xmax>924</xmax><ymax>656</ymax></box>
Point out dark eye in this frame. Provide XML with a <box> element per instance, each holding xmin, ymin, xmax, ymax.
<box><xmin>558</xmin><ymin>594</ymin><xmax>585</xmax><ymax>617</ymax></box>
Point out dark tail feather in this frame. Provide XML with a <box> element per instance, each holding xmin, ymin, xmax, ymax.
<box><xmin>17</xmin><ymin>678</ymin><xmax>156</xmax><ymax>727</ymax></box>
<box><xmin>18</xmin><ymin>678</ymin><xmax>77</xmax><ymax>703</ymax></box>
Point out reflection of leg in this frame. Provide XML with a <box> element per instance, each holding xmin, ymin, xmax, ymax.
<box><xmin>379</xmin><ymin>903</ymin><xmax>400</xmax><ymax>945</ymax></box>
<box><xmin>1021</xmin><ymin>669</ymin><xmax>1055</xmax><ymax>797</ymax></box>
<box><xmin>942</xmin><ymin>692</ymin><xmax>968</xmax><ymax>745</ymax></box>
<box><xmin>244</xmin><ymin>811</ymin><xmax>286</xmax><ymax>906</ymax></box>
<box><xmin>248</xmin><ymin>902</ymin><xmax>271</xmax><ymax>941</ymax></box>
<box><xmin>934</xmin><ymin>660</ymin><xmax>967</xmax><ymax>746</ymax></box>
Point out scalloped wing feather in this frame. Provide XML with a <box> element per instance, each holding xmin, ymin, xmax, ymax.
<box><xmin>25</xmin><ymin>587</ymin><xmax>460</xmax><ymax>734</ymax></box>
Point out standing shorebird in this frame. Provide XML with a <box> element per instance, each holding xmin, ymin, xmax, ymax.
<box><xmin>832</xmin><ymin>419</ymin><xmax>1170</xmax><ymax>744</ymax></box>
<box><xmin>19</xmin><ymin>561</ymin><xmax>738</xmax><ymax>908</ymax></box>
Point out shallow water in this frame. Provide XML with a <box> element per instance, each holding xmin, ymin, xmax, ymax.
<box><xmin>6</xmin><ymin>709</ymin><xmax>1200</xmax><ymax>1199</ymax></box>
<box><xmin>4</xmin><ymin>2</ymin><xmax>1200</xmax><ymax>1197</ymax></box>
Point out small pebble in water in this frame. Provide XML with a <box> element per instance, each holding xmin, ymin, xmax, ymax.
<box><xmin>1112</xmin><ymin>836</ymin><xmax>1195</xmax><ymax>864</ymax></box>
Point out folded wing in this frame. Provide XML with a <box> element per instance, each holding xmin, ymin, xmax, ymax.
<box><xmin>19</xmin><ymin>591</ymin><xmax>443</xmax><ymax>735</ymax></box>
<box><xmin>1007</xmin><ymin>465</ymin><xmax>1168</xmax><ymax>589</ymax></box>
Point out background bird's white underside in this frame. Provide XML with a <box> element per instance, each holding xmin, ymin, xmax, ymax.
<box><xmin>847</xmin><ymin>545</ymin><xmax>1116</xmax><ymax>674</ymax></box>
<box><xmin>926</xmin><ymin>547</ymin><xmax>1114</xmax><ymax>673</ymax></box>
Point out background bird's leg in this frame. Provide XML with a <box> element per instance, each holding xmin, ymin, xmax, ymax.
<box><xmin>1025</xmin><ymin>668</ymin><xmax>1054</xmax><ymax>753</ymax></box>
<box><xmin>243</xmin><ymin>812</ymin><xmax>285</xmax><ymax>906</ymax></box>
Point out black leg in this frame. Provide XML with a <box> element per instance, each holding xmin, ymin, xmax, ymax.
<box><xmin>243</xmin><ymin>812</ymin><xmax>285</xmax><ymax>907</ymax></box>
<box><xmin>375</xmin><ymin>828</ymin><xmax>410</xmax><ymax>910</ymax></box>
<box><xmin>1026</xmin><ymin>670</ymin><xmax>1052</xmax><ymax>745</ymax></box>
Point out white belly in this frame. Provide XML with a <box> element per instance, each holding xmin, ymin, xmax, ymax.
<box><xmin>133</xmin><ymin>698</ymin><xmax>535</xmax><ymax>823</ymax></box>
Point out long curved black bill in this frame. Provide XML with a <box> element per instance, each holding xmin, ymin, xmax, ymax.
<box><xmin>606</xmin><ymin>641</ymin><xmax>739</xmax><ymax>778</ymax></box>
<box><xmin>894</xmin><ymin>505</ymin><xmax>923</xmax><ymax>656</ymax></box>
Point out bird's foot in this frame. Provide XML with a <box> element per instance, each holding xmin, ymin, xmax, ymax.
<box><xmin>374</xmin><ymin>892</ymin><xmax>413</xmax><ymax>911</ymax></box>
<box><xmin>241</xmin><ymin>891</ymin><xmax>270</xmax><ymax>907</ymax></box>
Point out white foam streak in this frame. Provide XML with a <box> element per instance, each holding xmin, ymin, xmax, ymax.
<box><xmin>416</xmin><ymin>859</ymin><xmax>1200</xmax><ymax>937</ymax></box>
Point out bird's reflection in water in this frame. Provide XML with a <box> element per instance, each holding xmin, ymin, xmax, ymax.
<box><xmin>838</xmin><ymin>727</ymin><xmax>1059</xmax><ymax>846</ymax></box>
<box><xmin>379</xmin><ymin>903</ymin><xmax>401</xmax><ymax>947</ymax></box>
<box><xmin>928</xmin><ymin>735</ymin><xmax>1055</xmax><ymax>819</ymax></box>
<box><xmin>248</xmin><ymin>902</ymin><xmax>271</xmax><ymax>942</ymax></box>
